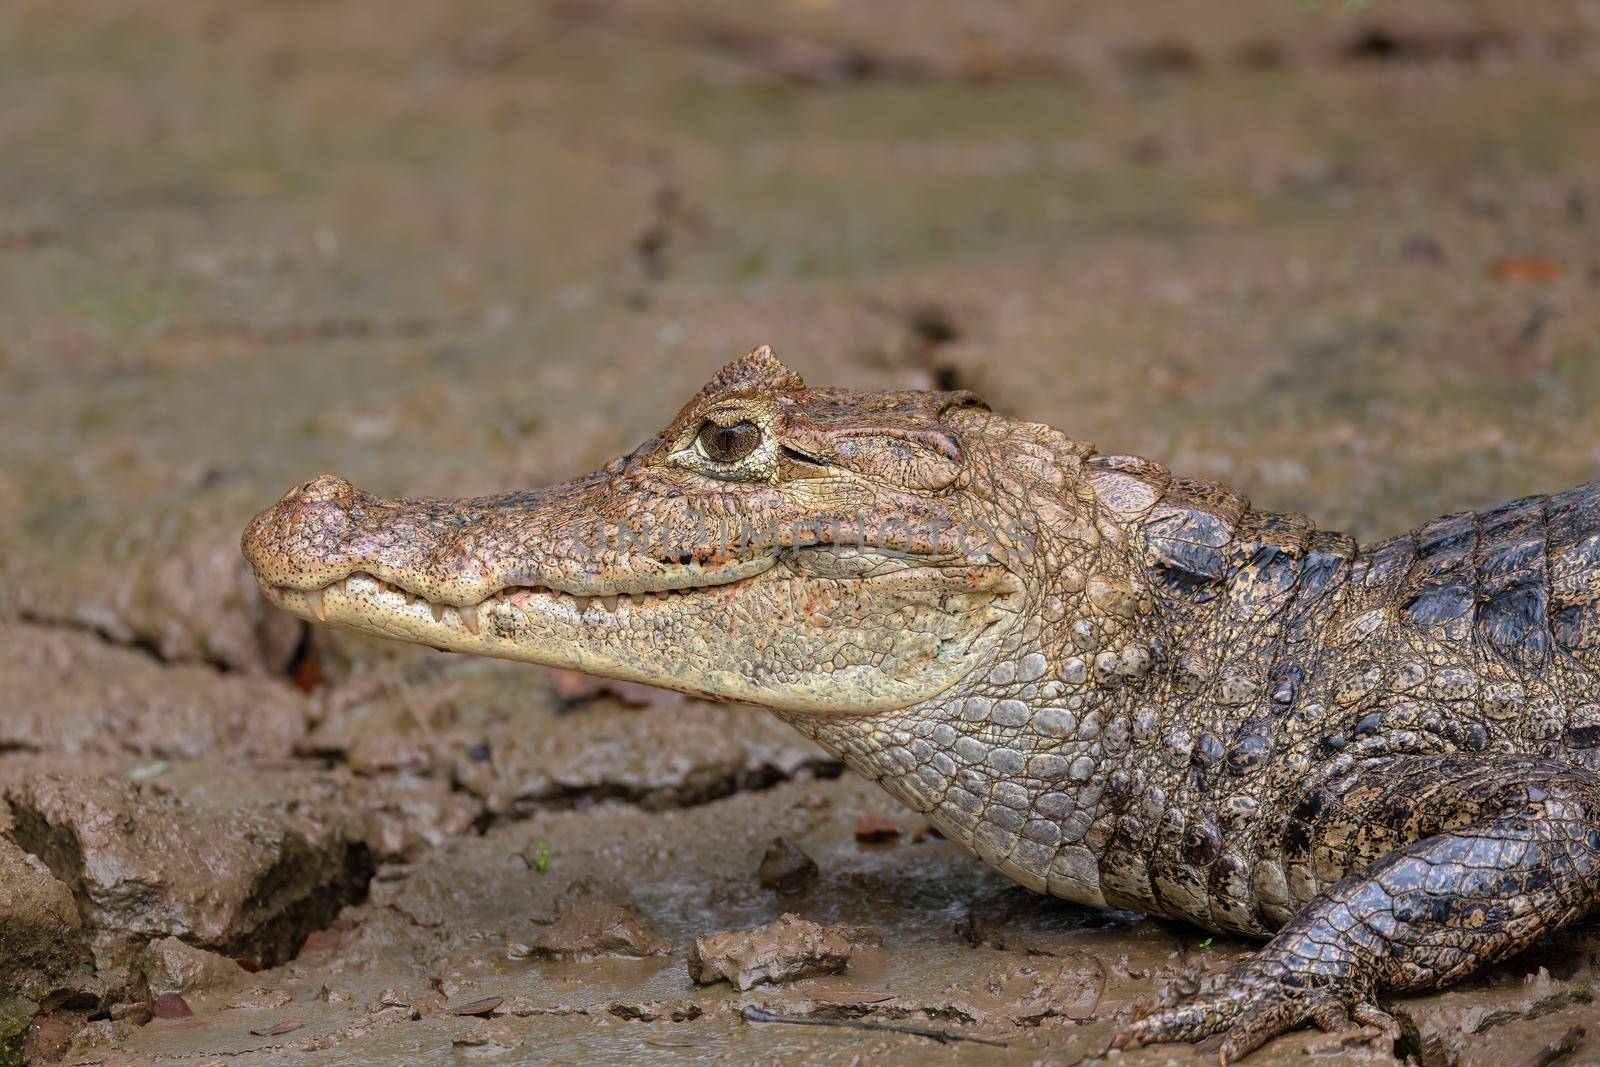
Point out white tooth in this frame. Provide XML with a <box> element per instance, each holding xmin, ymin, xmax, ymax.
<box><xmin>431</xmin><ymin>602</ymin><xmax>446</xmax><ymax>623</ymax></box>
<box><xmin>333</xmin><ymin>578</ymin><xmax>347</xmax><ymax>597</ymax></box>
<box><xmin>574</xmin><ymin>596</ymin><xmax>593</xmax><ymax>614</ymax></box>
<box><xmin>306</xmin><ymin>587</ymin><xmax>326</xmax><ymax>621</ymax></box>
<box><xmin>461</xmin><ymin>602</ymin><xmax>481</xmax><ymax>635</ymax></box>
<box><xmin>601</xmin><ymin>595</ymin><xmax>619</xmax><ymax>613</ymax></box>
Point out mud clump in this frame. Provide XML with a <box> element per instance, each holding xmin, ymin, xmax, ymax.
<box><xmin>1392</xmin><ymin>966</ymin><xmax>1598</xmax><ymax>1067</ymax></box>
<box><xmin>0</xmin><ymin>837</ymin><xmax>90</xmax><ymax>1006</ymax></box>
<box><xmin>689</xmin><ymin>914</ymin><xmax>862</xmax><ymax>990</ymax></box>
<box><xmin>513</xmin><ymin>876</ymin><xmax>668</xmax><ymax>960</ymax></box>
<box><xmin>4</xmin><ymin>774</ymin><xmax>374</xmax><ymax>976</ymax></box>
<box><xmin>136</xmin><ymin>937</ymin><xmax>245</xmax><ymax>998</ymax></box>
<box><xmin>608</xmin><ymin>999</ymin><xmax>704</xmax><ymax>1022</ymax></box>
<box><xmin>757</xmin><ymin>836</ymin><xmax>819</xmax><ymax>895</ymax></box>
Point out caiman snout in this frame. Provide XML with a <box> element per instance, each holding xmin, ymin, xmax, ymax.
<box><xmin>241</xmin><ymin>471</ymin><xmax>512</xmax><ymax>608</ymax></box>
<box><xmin>241</xmin><ymin>473</ymin><xmax>368</xmax><ymax>589</ymax></box>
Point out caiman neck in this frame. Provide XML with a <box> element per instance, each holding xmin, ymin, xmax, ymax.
<box><xmin>773</xmin><ymin>449</ymin><xmax>1358</xmax><ymax>926</ymax></box>
<box><xmin>772</xmin><ymin>462</ymin><xmax>1170</xmax><ymax>912</ymax></box>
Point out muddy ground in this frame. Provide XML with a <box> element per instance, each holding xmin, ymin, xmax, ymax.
<box><xmin>3</xmin><ymin>1</ymin><xmax>1600</xmax><ymax>1064</ymax></box>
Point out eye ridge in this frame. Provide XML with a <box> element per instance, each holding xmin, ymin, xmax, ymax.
<box><xmin>697</xmin><ymin>418</ymin><xmax>762</xmax><ymax>463</ymax></box>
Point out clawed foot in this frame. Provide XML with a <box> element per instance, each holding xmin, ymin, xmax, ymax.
<box><xmin>1111</xmin><ymin>961</ymin><xmax>1393</xmax><ymax>1064</ymax></box>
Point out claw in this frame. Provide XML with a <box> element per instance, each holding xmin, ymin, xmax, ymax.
<box><xmin>1113</xmin><ymin>966</ymin><xmax>1376</xmax><ymax>1065</ymax></box>
<box><xmin>1112</xmin><ymin>988</ymin><xmax>1247</xmax><ymax>1053</ymax></box>
<box><xmin>1216</xmin><ymin>994</ymin><xmax>1309</xmax><ymax>1065</ymax></box>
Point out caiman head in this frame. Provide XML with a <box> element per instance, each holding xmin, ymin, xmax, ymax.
<box><xmin>243</xmin><ymin>347</ymin><xmax>1089</xmax><ymax>715</ymax></box>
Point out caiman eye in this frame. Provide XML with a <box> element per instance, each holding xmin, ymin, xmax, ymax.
<box><xmin>696</xmin><ymin>419</ymin><xmax>762</xmax><ymax>464</ymax></box>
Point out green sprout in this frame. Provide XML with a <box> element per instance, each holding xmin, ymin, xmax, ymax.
<box><xmin>533</xmin><ymin>841</ymin><xmax>551</xmax><ymax>874</ymax></box>
<box><xmin>1197</xmin><ymin>937</ymin><xmax>1214</xmax><ymax>951</ymax></box>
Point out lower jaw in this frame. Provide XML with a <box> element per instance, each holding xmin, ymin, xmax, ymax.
<box><xmin>261</xmin><ymin>564</ymin><xmax>1021</xmax><ymax>712</ymax></box>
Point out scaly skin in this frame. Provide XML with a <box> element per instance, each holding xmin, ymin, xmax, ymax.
<box><xmin>242</xmin><ymin>347</ymin><xmax>1600</xmax><ymax>1061</ymax></box>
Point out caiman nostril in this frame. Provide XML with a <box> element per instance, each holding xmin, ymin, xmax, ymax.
<box><xmin>290</xmin><ymin>473</ymin><xmax>358</xmax><ymax>505</ymax></box>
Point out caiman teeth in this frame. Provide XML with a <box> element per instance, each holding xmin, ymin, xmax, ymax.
<box><xmin>280</xmin><ymin>557</ymin><xmax>781</xmax><ymax>633</ymax></box>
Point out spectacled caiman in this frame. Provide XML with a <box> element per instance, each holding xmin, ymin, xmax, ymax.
<box><xmin>242</xmin><ymin>346</ymin><xmax>1600</xmax><ymax>1062</ymax></box>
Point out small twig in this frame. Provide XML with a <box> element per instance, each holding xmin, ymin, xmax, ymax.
<box><xmin>739</xmin><ymin>1004</ymin><xmax>1008</xmax><ymax>1048</ymax></box>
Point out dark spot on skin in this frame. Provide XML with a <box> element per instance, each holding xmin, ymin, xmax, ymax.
<box><xmin>1475</xmin><ymin>582</ymin><xmax>1551</xmax><ymax>664</ymax></box>
<box><xmin>1354</xmin><ymin>713</ymin><xmax>1382</xmax><ymax>738</ymax></box>
<box><xmin>1270</xmin><ymin>666</ymin><xmax>1303</xmax><ymax>706</ymax></box>
<box><xmin>1296</xmin><ymin>541</ymin><xmax>1355</xmax><ymax>602</ymax></box>
<box><xmin>1144</xmin><ymin>505</ymin><xmax>1236</xmax><ymax>601</ymax></box>
<box><xmin>1226</xmin><ymin>735</ymin><xmax>1269</xmax><ymax>775</ymax></box>
<box><xmin>1553</xmin><ymin>602</ymin><xmax>1598</xmax><ymax>655</ymax></box>
<box><xmin>1192</xmin><ymin>734</ymin><xmax>1224</xmax><ymax>769</ymax></box>
<box><xmin>1237</xmin><ymin>545</ymin><xmax>1301</xmax><ymax>604</ymax></box>
<box><xmin>1394</xmin><ymin>892</ymin><xmax>1456</xmax><ymax>926</ymax></box>
<box><xmin>1415</xmin><ymin>516</ymin><xmax>1475</xmax><ymax>557</ymax></box>
<box><xmin>1321</xmin><ymin>734</ymin><xmax>1348</xmax><ymax>756</ymax></box>
<box><xmin>1481</xmin><ymin>494</ymin><xmax>1546</xmax><ymax>534</ymax></box>
<box><xmin>1299</xmin><ymin>790</ymin><xmax>1332</xmax><ymax>822</ymax></box>
<box><xmin>1402</xmin><ymin>584</ymin><xmax>1473</xmax><ymax>625</ymax></box>
<box><xmin>1364</xmin><ymin>536</ymin><xmax>1419</xmax><ymax>588</ymax></box>
<box><xmin>1183</xmin><ymin>820</ymin><xmax>1221</xmax><ymax>865</ymax></box>
<box><xmin>1148</xmin><ymin>558</ymin><xmax>1224</xmax><ymax>601</ymax></box>
<box><xmin>1479</xmin><ymin>535</ymin><xmax>1545</xmax><ymax>585</ymax></box>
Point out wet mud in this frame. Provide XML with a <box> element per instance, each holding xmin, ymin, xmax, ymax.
<box><xmin>4</xmin><ymin>1</ymin><xmax>1600</xmax><ymax>1064</ymax></box>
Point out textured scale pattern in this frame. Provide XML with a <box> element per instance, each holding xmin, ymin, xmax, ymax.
<box><xmin>244</xmin><ymin>348</ymin><xmax>1600</xmax><ymax>1062</ymax></box>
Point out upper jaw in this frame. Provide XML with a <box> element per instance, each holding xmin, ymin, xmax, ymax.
<box><xmin>252</xmin><ymin>552</ymin><xmax>780</xmax><ymax>634</ymax></box>
<box><xmin>241</xmin><ymin>468</ymin><xmax>1019</xmax><ymax>647</ymax></box>
<box><xmin>239</xmin><ymin>470</ymin><xmax>782</xmax><ymax>610</ymax></box>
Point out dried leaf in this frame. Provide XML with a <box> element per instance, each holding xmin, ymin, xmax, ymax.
<box><xmin>250</xmin><ymin>1020</ymin><xmax>304</xmax><ymax>1037</ymax></box>
<box><xmin>1490</xmin><ymin>256</ymin><xmax>1564</xmax><ymax>284</ymax></box>
<box><xmin>854</xmin><ymin>816</ymin><xmax>902</xmax><ymax>843</ymax></box>
<box><xmin>290</xmin><ymin>647</ymin><xmax>322</xmax><ymax>692</ymax></box>
<box><xmin>450</xmin><ymin>996</ymin><xmax>504</xmax><ymax>1017</ymax></box>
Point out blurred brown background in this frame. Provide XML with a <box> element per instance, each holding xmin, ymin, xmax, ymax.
<box><xmin>2</xmin><ymin>2</ymin><xmax>1598</xmax><ymax>1064</ymax></box>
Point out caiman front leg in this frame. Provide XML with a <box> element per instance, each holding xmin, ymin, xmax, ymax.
<box><xmin>1113</xmin><ymin>754</ymin><xmax>1600</xmax><ymax>1063</ymax></box>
